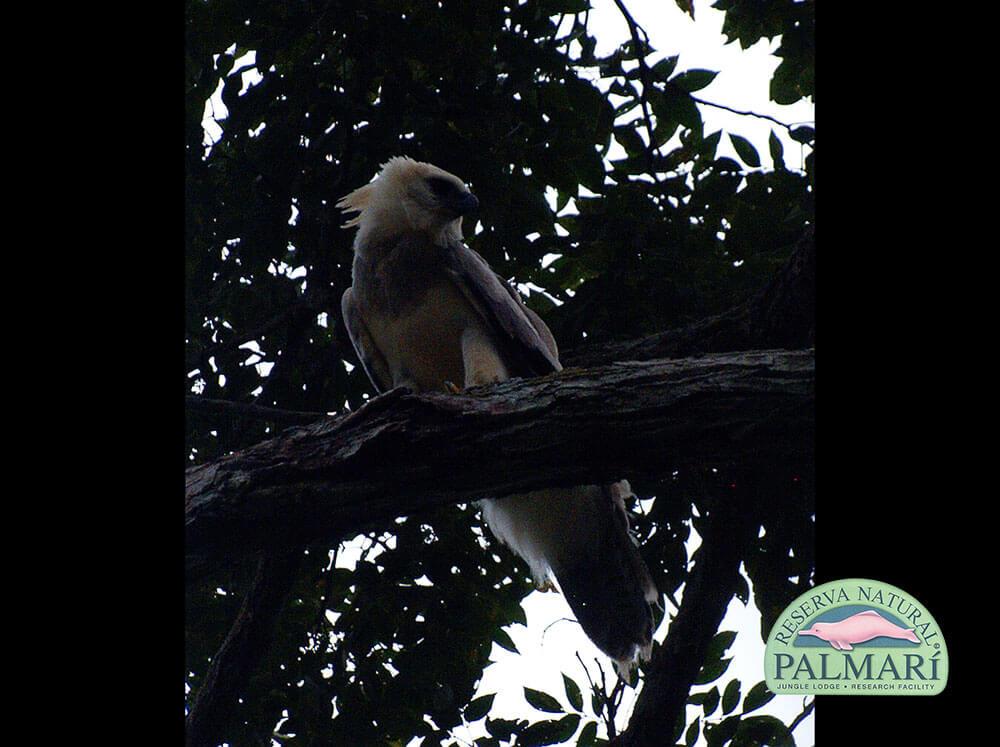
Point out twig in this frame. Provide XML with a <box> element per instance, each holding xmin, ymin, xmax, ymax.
<box><xmin>576</xmin><ymin>652</ymin><xmax>616</xmax><ymax>737</ymax></box>
<box><xmin>690</xmin><ymin>96</ymin><xmax>810</xmax><ymax>133</ymax></box>
<box><xmin>186</xmin><ymin>395</ymin><xmax>326</xmax><ymax>425</ymax></box>
<box><xmin>788</xmin><ymin>697</ymin><xmax>815</xmax><ymax>733</ymax></box>
<box><xmin>575</xmin><ymin>651</ymin><xmax>598</xmax><ymax>694</ymax></box>
<box><xmin>542</xmin><ymin>616</ymin><xmax>579</xmax><ymax>640</ymax></box>
<box><xmin>596</xmin><ymin>659</ymin><xmax>611</xmax><ymax>736</ymax></box>
<box><xmin>445</xmin><ymin>729</ymin><xmax>476</xmax><ymax>747</ymax></box>
<box><xmin>610</xmin><ymin>0</ymin><xmax>663</xmax><ymax>186</ymax></box>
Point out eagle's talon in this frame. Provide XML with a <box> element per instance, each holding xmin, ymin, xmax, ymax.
<box><xmin>443</xmin><ymin>380</ymin><xmax>462</xmax><ymax>394</ymax></box>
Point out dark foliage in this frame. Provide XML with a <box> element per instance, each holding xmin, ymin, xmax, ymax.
<box><xmin>185</xmin><ymin>0</ymin><xmax>814</xmax><ymax>744</ymax></box>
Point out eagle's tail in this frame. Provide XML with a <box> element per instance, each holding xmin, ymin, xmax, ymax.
<box><xmin>552</xmin><ymin>481</ymin><xmax>659</xmax><ymax>676</ymax></box>
<box><xmin>479</xmin><ymin>481</ymin><xmax>659</xmax><ymax>677</ymax></box>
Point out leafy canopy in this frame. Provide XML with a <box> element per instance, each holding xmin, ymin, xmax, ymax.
<box><xmin>185</xmin><ymin>0</ymin><xmax>814</xmax><ymax>743</ymax></box>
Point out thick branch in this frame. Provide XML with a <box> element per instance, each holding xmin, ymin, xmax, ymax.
<box><xmin>186</xmin><ymin>348</ymin><xmax>813</xmax><ymax>575</ymax></box>
<box><xmin>185</xmin><ymin>551</ymin><xmax>302</xmax><ymax>747</ymax></box>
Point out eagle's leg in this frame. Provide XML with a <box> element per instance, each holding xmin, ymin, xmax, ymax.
<box><xmin>482</xmin><ymin>482</ymin><xmax>659</xmax><ymax>677</ymax></box>
<box><xmin>461</xmin><ymin>328</ymin><xmax>509</xmax><ymax>387</ymax></box>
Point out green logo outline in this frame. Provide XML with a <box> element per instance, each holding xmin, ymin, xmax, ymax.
<box><xmin>764</xmin><ymin>578</ymin><xmax>948</xmax><ymax>696</ymax></box>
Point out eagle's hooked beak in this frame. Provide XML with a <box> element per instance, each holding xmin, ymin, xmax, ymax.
<box><xmin>450</xmin><ymin>191</ymin><xmax>479</xmax><ymax>217</ymax></box>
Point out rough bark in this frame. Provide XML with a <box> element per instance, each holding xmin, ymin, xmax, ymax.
<box><xmin>186</xmin><ymin>348</ymin><xmax>813</xmax><ymax>576</ymax></box>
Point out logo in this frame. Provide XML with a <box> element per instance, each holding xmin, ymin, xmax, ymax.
<box><xmin>764</xmin><ymin>579</ymin><xmax>947</xmax><ymax>695</ymax></box>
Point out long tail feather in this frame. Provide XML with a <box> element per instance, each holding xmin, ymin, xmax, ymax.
<box><xmin>554</xmin><ymin>485</ymin><xmax>657</xmax><ymax>672</ymax></box>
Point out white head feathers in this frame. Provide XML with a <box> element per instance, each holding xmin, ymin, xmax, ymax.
<box><xmin>337</xmin><ymin>156</ymin><xmax>477</xmax><ymax>247</ymax></box>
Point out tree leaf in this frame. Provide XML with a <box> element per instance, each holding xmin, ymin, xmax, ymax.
<box><xmin>694</xmin><ymin>657</ymin><xmax>733</xmax><ymax>685</ymax></box>
<box><xmin>590</xmin><ymin>692</ymin><xmax>603</xmax><ymax>717</ymax></box>
<box><xmin>517</xmin><ymin>714</ymin><xmax>581</xmax><ymax>746</ymax></box>
<box><xmin>729</xmin><ymin>133</ymin><xmax>761</xmax><ymax>168</ymax></box>
<box><xmin>651</xmin><ymin>55</ymin><xmax>679</xmax><ymax>80</ymax></box>
<box><xmin>734</xmin><ymin>571</ymin><xmax>750</xmax><ymax>605</ymax></box>
<box><xmin>614</xmin><ymin>124</ymin><xmax>648</xmax><ymax>158</ymax></box>
<box><xmin>722</xmin><ymin>679</ymin><xmax>741</xmax><ymax>715</ymax></box>
<box><xmin>562</xmin><ymin>673</ymin><xmax>584</xmax><ymax>712</ymax></box>
<box><xmin>674</xmin><ymin>0</ymin><xmax>695</xmax><ymax>20</ymax></box>
<box><xmin>486</xmin><ymin>717</ymin><xmax>521</xmax><ymax>741</ymax></box>
<box><xmin>524</xmin><ymin>687</ymin><xmax>565</xmax><ymax>713</ymax></box>
<box><xmin>702</xmin><ymin>686</ymin><xmax>720</xmax><ymax>717</ymax></box>
<box><xmin>714</xmin><ymin>156</ymin><xmax>744</xmax><ymax>173</ymax></box>
<box><xmin>705</xmin><ymin>630</ymin><xmax>737</xmax><ymax>662</ymax></box>
<box><xmin>742</xmin><ymin>681</ymin><xmax>775</xmax><ymax>713</ymax></box>
<box><xmin>576</xmin><ymin>721</ymin><xmax>598</xmax><ymax>746</ymax></box>
<box><xmin>510</xmin><ymin>603</ymin><xmax>528</xmax><ymax>627</ymax></box>
<box><xmin>574</xmin><ymin>147</ymin><xmax>608</xmax><ymax>193</ymax></box>
<box><xmin>685</xmin><ymin>717</ymin><xmax>701</xmax><ymax>747</ymax></box>
<box><xmin>700</xmin><ymin>129</ymin><xmax>723</xmax><ymax>160</ymax></box>
<box><xmin>768</xmin><ymin>130</ymin><xmax>785</xmax><ymax>169</ymax></box>
<box><xmin>790</xmin><ymin>125</ymin><xmax>815</xmax><ymax>144</ymax></box>
<box><xmin>465</xmin><ymin>693</ymin><xmax>495</xmax><ymax>722</ymax></box>
<box><xmin>494</xmin><ymin>628</ymin><xmax>519</xmax><ymax>654</ymax></box>
<box><xmin>704</xmin><ymin>715</ymin><xmax>741</xmax><ymax>747</ymax></box>
<box><xmin>670</xmin><ymin>69</ymin><xmax>718</xmax><ymax>92</ymax></box>
<box><xmin>731</xmin><ymin>715</ymin><xmax>793</xmax><ymax>747</ymax></box>
<box><xmin>650</xmin><ymin>88</ymin><xmax>702</xmax><ymax>134</ymax></box>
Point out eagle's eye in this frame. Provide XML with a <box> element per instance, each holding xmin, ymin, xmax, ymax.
<box><xmin>426</xmin><ymin>176</ymin><xmax>457</xmax><ymax>198</ymax></box>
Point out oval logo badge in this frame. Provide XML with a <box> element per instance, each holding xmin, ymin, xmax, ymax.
<box><xmin>764</xmin><ymin>578</ymin><xmax>947</xmax><ymax>695</ymax></box>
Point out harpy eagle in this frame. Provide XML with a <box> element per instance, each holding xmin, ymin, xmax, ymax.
<box><xmin>338</xmin><ymin>156</ymin><xmax>659</xmax><ymax>674</ymax></box>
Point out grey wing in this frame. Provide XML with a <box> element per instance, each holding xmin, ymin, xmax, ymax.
<box><xmin>498</xmin><ymin>274</ymin><xmax>560</xmax><ymax>363</ymax></box>
<box><xmin>441</xmin><ymin>240</ymin><xmax>563</xmax><ymax>377</ymax></box>
<box><xmin>341</xmin><ymin>287</ymin><xmax>393</xmax><ymax>394</ymax></box>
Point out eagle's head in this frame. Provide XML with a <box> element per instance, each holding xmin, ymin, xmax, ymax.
<box><xmin>337</xmin><ymin>156</ymin><xmax>478</xmax><ymax>247</ymax></box>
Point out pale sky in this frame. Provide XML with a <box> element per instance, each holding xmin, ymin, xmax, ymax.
<box><xmin>588</xmin><ymin>0</ymin><xmax>814</xmax><ymax>169</ymax></box>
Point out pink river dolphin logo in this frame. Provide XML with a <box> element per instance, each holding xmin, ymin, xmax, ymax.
<box><xmin>797</xmin><ymin>610</ymin><xmax>920</xmax><ymax>651</ymax></box>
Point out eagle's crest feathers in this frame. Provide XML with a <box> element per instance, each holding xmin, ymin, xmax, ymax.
<box><xmin>337</xmin><ymin>156</ymin><xmax>473</xmax><ymax>246</ymax></box>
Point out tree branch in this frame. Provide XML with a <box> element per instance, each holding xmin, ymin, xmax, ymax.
<box><xmin>612</xmin><ymin>473</ymin><xmax>763</xmax><ymax>746</ymax></box>
<box><xmin>185</xmin><ymin>230</ymin><xmax>816</xmax><ymax>745</ymax></box>
<box><xmin>789</xmin><ymin>697</ymin><xmax>815</xmax><ymax>734</ymax></box>
<box><xmin>564</xmin><ymin>227</ymin><xmax>814</xmax><ymax>367</ymax></box>
<box><xmin>186</xmin><ymin>348</ymin><xmax>813</xmax><ymax>577</ymax></box>
<box><xmin>185</xmin><ymin>395</ymin><xmax>328</xmax><ymax>426</ymax></box>
<box><xmin>690</xmin><ymin>95</ymin><xmax>803</xmax><ymax>132</ymax></box>
<box><xmin>611</xmin><ymin>0</ymin><xmax>664</xmax><ymax>184</ymax></box>
<box><xmin>185</xmin><ymin>551</ymin><xmax>303</xmax><ymax>747</ymax></box>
